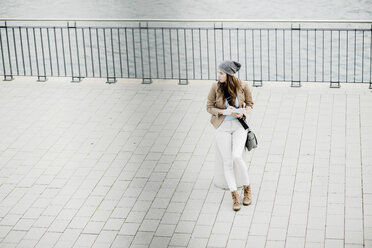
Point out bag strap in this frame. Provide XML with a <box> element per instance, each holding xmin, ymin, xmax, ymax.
<box><xmin>222</xmin><ymin>84</ymin><xmax>250</xmax><ymax>131</ymax></box>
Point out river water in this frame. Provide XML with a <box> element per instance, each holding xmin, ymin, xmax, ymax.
<box><xmin>0</xmin><ymin>0</ymin><xmax>372</xmax><ymax>20</ymax></box>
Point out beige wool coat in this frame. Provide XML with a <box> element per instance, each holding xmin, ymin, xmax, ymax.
<box><xmin>206</xmin><ymin>80</ymin><xmax>254</xmax><ymax>129</ymax></box>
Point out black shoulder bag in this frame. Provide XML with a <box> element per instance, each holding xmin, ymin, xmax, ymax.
<box><xmin>222</xmin><ymin>85</ymin><xmax>258</xmax><ymax>151</ymax></box>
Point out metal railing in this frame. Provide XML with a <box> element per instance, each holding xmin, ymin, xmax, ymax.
<box><xmin>0</xmin><ymin>18</ymin><xmax>371</xmax><ymax>88</ymax></box>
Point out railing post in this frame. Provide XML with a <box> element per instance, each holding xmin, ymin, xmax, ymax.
<box><xmin>290</xmin><ymin>24</ymin><xmax>301</xmax><ymax>87</ymax></box>
<box><xmin>139</xmin><ymin>22</ymin><xmax>152</xmax><ymax>84</ymax></box>
<box><xmin>291</xmin><ymin>81</ymin><xmax>301</xmax><ymax>87</ymax></box>
<box><xmin>36</xmin><ymin>27</ymin><xmax>47</xmax><ymax>82</ymax></box>
<box><xmin>0</xmin><ymin>21</ymin><xmax>14</xmax><ymax>81</ymax></box>
<box><xmin>178</xmin><ymin>28</ymin><xmax>189</xmax><ymax>85</ymax></box>
<box><xmin>142</xmin><ymin>78</ymin><xmax>153</xmax><ymax>84</ymax></box>
<box><xmin>214</xmin><ymin>22</ymin><xmax>223</xmax><ymax>81</ymax></box>
<box><xmin>330</xmin><ymin>81</ymin><xmax>340</xmax><ymax>88</ymax></box>
<box><xmin>106</xmin><ymin>28</ymin><xmax>117</xmax><ymax>84</ymax></box>
<box><xmin>370</xmin><ymin>25</ymin><xmax>372</xmax><ymax>89</ymax></box>
<box><xmin>178</xmin><ymin>79</ymin><xmax>188</xmax><ymax>85</ymax></box>
<box><xmin>106</xmin><ymin>77</ymin><xmax>117</xmax><ymax>84</ymax></box>
<box><xmin>68</xmin><ymin>21</ymin><xmax>83</xmax><ymax>83</ymax></box>
<box><xmin>37</xmin><ymin>75</ymin><xmax>47</xmax><ymax>82</ymax></box>
<box><xmin>253</xmin><ymin>80</ymin><xmax>262</xmax><ymax>87</ymax></box>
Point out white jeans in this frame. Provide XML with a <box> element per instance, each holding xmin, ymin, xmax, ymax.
<box><xmin>215</xmin><ymin>119</ymin><xmax>250</xmax><ymax>192</ymax></box>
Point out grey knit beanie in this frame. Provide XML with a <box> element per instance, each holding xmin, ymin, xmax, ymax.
<box><xmin>218</xmin><ymin>60</ymin><xmax>241</xmax><ymax>76</ymax></box>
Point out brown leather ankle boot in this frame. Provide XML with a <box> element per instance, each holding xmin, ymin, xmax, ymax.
<box><xmin>231</xmin><ymin>190</ymin><xmax>241</xmax><ymax>211</ymax></box>
<box><xmin>243</xmin><ymin>185</ymin><xmax>252</xmax><ymax>205</ymax></box>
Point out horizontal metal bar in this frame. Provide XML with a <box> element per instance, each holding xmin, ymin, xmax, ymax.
<box><xmin>0</xmin><ymin>18</ymin><xmax>371</xmax><ymax>24</ymax></box>
<box><xmin>1</xmin><ymin>26</ymin><xmax>371</xmax><ymax>33</ymax></box>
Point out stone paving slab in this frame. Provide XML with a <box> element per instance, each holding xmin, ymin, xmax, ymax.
<box><xmin>0</xmin><ymin>77</ymin><xmax>371</xmax><ymax>248</ymax></box>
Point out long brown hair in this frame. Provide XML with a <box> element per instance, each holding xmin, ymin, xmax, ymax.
<box><xmin>217</xmin><ymin>74</ymin><xmax>242</xmax><ymax>106</ymax></box>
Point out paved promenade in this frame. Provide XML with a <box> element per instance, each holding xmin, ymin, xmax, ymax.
<box><xmin>0</xmin><ymin>77</ymin><xmax>371</xmax><ymax>248</ymax></box>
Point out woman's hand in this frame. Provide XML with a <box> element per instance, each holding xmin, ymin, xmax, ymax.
<box><xmin>232</xmin><ymin>112</ymin><xmax>243</xmax><ymax>119</ymax></box>
<box><xmin>219</xmin><ymin>106</ymin><xmax>235</xmax><ymax>115</ymax></box>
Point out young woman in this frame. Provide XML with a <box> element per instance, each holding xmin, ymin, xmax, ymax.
<box><xmin>206</xmin><ymin>60</ymin><xmax>254</xmax><ymax>211</ymax></box>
